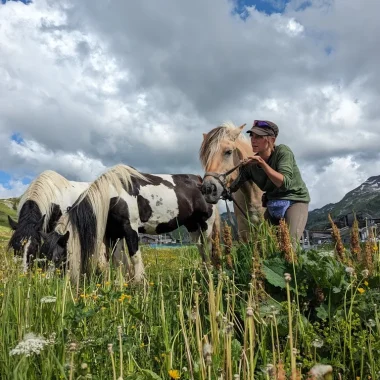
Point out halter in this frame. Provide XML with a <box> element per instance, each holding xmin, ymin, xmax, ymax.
<box><xmin>202</xmin><ymin>159</ymin><xmax>252</xmax><ymax>219</ymax></box>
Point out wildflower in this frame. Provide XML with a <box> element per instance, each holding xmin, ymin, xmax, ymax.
<box><xmin>107</xmin><ymin>343</ymin><xmax>113</xmax><ymax>354</ymax></box>
<box><xmin>203</xmin><ymin>343</ymin><xmax>213</xmax><ymax>366</ymax></box>
<box><xmin>40</xmin><ymin>296</ymin><xmax>57</xmax><ymax>304</ymax></box>
<box><xmin>284</xmin><ymin>273</ymin><xmax>292</xmax><ymax>282</ymax></box>
<box><xmin>308</xmin><ymin>364</ymin><xmax>333</xmax><ymax>379</ymax></box>
<box><xmin>211</xmin><ymin>228</ymin><xmax>222</xmax><ymax>269</ymax></box>
<box><xmin>123</xmin><ymin>283</ymin><xmax>128</xmax><ymax>287</ymax></box>
<box><xmin>10</xmin><ymin>333</ymin><xmax>48</xmax><ymax>357</ymax></box>
<box><xmin>364</xmin><ymin>281</ymin><xmax>369</xmax><ymax>287</ymax></box>
<box><xmin>96</xmin><ymin>283</ymin><xmax>101</xmax><ymax>288</ymax></box>
<box><xmin>246</xmin><ymin>306</ymin><xmax>254</xmax><ymax>317</ymax></box>
<box><xmin>345</xmin><ymin>267</ymin><xmax>355</xmax><ymax>275</ymax></box>
<box><xmin>279</xmin><ymin>218</ymin><xmax>296</xmax><ymax>263</ymax></box>
<box><xmin>223</xmin><ymin>221</ymin><xmax>233</xmax><ymax>269</ymax></box>
<box><xmin>168</xmin><ymin>369</ymin><xmax>180</xmax><ymax>379</ymax></box>
<box><xmin>329</xmin><ymin>214</ymin><xmax>346</xmax><ymax>263</ymax></box>
<box><xmin>149</xmin><ymin>282</ymin><xmax>154</xmax><ymax>286</ymax></box>
<box><xmin>362</xmin><ymin>269</ymin><xmax>369</xmax><ymax>278</ymax></box>
<box><xmin>69</xmin><ymin>343</ymin><xmax>77</xmax><ymax>352</ymax></box>
<box><xmin>311</xmin><ymin>338</ymin><xmax>324</xmax><ymax>348</ymax></box>
<box><xmin>358</xmin><ymin>288</ymin><xmax>365</xmax><ymax>294</ymax></box>
<box><xmin>367</xmin><ymin>319</ymin><xmax>376</xmax><ymax>328</ymax></box>
<box><xmin>105</xmin><ymin>281</ymin><xmax>111</xmax><ymax>286</ymax></box>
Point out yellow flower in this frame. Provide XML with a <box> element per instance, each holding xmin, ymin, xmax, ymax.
<box><xmin>96</xmin><ymin>284</ymin><xmax>101</xmax><ymax>288</ymax></box>
<box><xmin>168</xmin><ymin>369</ymin><xmax>180</xmax><ymax>379</ymax></box>
<box><xmin>364</xmin><ymin>281</ymin><xmax>369</xmax><ymax>287</ymax></box>
<box><xmin>123</xmin><ymin>283</ymin><xmax>129</xmax><ymax>287</ymax></box>
<box><xmin>149</xmin><ymin>282</ymin><xmax>154</xmax><ymax>286</ymax></box>
<box><xmin>358</xmin><ymin>288</ymin><xmax>365</xmax><ymax>294</ymax></box>
<box><xmin>105</xmin><ymin>281</ymin><xmax>111</xmax><ymax>286</ymax></box>
<box><xmin>80</xmin><ymin>294</ymin><xmax>85</xmax><ymax>298</ymax></box>
<box><xmin>101</xmin><ymin>307</ymin><xmax>106</xmax><ymax>311</ymax></box>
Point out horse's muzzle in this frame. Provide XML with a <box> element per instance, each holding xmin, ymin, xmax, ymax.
<box><xmin>201</xmin><ymin>182</ymin><xmax>217</xmax><ymax>196</ymax></box>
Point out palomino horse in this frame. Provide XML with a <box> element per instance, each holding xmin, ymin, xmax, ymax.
<box><xmin>41</xmin><ymin>164</ymin><xmax>219</xmax><ymax>283</ymax></box>
<box><xmin>8</xmin><ymin>170</ymin><xmax>89</xmax><ymax>270</ymax></box>
<box><xmin>199</xmin><ymin>122</ymin><xmax>264</xmax><ymax>241</ymax></box>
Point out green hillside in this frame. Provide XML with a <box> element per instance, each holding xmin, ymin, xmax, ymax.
<box><xmin>0</xmin><ymin>198</ymin><xmax>18</xmax><ymax>229</ymax></box>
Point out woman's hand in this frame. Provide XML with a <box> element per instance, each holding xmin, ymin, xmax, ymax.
<box><xmin>245</xmin><ymin>155</ymin><xmax>265</xmax><ymax>165</ymax></box>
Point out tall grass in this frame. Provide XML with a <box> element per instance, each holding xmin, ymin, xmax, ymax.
<box><xmin>1</xmin><ymin>220</ymin><xmax>380</xmax><ymax>379</ymax></box>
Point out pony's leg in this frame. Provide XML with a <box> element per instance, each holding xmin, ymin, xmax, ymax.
<box><xmin>123</xmin><ymin>223</ymin><xmax>145</xmax><ymax>283</ymax></box>
<box><xmin>188</xmin><ymin>227</ymin><xmax>208</xmax><ymax>263</ymax></box>
<box><xmin>111</xmin><ymin>239</ymin><xmax>130</xmax><ymax>276</ymax></box>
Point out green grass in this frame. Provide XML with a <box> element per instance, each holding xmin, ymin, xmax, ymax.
<box><xmin>1</xmin><ymin>223</ymin><xmax>380</xmax><ymax>379</ymax></box>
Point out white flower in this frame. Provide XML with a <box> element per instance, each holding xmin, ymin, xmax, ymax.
<box><xmin>361</xmin><ymin>269</ymin><xmax>370</xmax><ymax>278</ymax></box>
<box><xmin>311</xmin><ymin>338</ymin><xmax>324</xmax><ymax>348</ymax></box>
<box><xmin>345</xmin><ymin>267</ymin><xmax>355</xmax><ymax>275</ymax></box>
<box><xmin>10</xmin><ymin>333</ymin><xmax>48</xmax><ymax>357</ymax></box>
<box><xmin>309</xmin><ymin>364</ymin><xmax>333</xmax><ymax>379</ymax></box>
<box><xmin>40</xmin><ymin>296</ymin><xmax>57</xmax><ymax>304</ymax></box>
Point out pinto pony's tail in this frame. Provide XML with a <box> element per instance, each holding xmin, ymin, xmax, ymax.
<box><xmin>60</xmin><ymin>164</ymin><xmax>148</xmax><ymax>281</ymax></box>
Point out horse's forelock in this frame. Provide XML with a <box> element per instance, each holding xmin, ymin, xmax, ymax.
<box><xmin>199</xmin><ymin>122</ymin><xmax>247</xmax><ymax>169</ymax></box>
<box><xmin>18</xmin><ymin>170</ymin><xmax>71</xmax><ymax>232</ymax></box>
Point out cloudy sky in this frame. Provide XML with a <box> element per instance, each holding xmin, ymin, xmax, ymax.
<box><xmin>0</xmin><ymin>0</ymin><xmax>379</xmax><ymax>211</ymax></box>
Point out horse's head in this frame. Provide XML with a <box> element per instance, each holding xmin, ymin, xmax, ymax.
<box><xmin>8</xmin><ymin>215</ymin><xmax>46</xmax><ymax>269</ymax></box>
<box><xmin>199</xmin><ymin>122</ymin><xmax>251</xmax><ymax>203</ymax></box>
<box><xmin>40</xmin><ymin>230</ymin><xmax>70</xmax><ymax>268</ymax></box>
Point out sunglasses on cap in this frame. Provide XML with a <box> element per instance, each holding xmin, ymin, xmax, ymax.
<box><xmin>253</xmin><ymin>120</ymin><xmax>272</xmax><ymax>128</ymax></box>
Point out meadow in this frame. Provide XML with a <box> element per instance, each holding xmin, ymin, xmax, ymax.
<box><xmin>1</xmin><ymin>220</ymin><xmax>380</xmax><ymax>380</ymax></box>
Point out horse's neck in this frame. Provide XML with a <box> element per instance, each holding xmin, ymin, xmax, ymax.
<box><xmin>231</xmin><ymin>142</ymin><xmax>264</xmax><ymax>226</ymax></box>
<box><xmin>236</xmin><ymin>139</ymin><xmax>254</xmax><ymax>159</ymax></box>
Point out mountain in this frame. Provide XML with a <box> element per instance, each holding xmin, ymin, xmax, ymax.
<box><xmin>307</xmin><ymin>175</ymin><xmax>380</xmax><ymax>230</ymax></box>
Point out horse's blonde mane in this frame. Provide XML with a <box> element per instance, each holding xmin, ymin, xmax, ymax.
<box><xmin>199</xmin><ymin>122</ymin><xmax>250</xmax><ymax>170</ymax></box>
<box><xmin>18</xmin><ymin>170</ymin><xmax>71</xmax><ymax>231</ymax></box>
<box><xmin>55</xmin><ymin>164</ymin><xmax>148</xmax><ymax>282</ymax></box>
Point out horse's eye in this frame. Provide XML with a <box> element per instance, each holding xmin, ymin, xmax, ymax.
<box><xmin>224</xmin><ymin>150</ymin><xmax>232</xmax><ymax>156</ymax></box>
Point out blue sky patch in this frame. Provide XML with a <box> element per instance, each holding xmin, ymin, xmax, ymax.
<box><xmin>11</xmin><ymin>133</ymin><xmax>24</xmax><ymax>144</ymax></box>
<box><xmin>0</xmin><ymin>171</ymin><xmax>12</xmax><ymax>187</ymax></box>
<box><xmin>234</xmin><ymin>0</ymin><xmax>290</xmax><ymax>18</ymax></box>
<box><xmin>0</xmin><ymin>170</ymin><xmax>31</xmax><ymax>190</ymax></box>
<box><xmin>1</xmin><ymin>0</ymin><xmax>32</xmax><ymax>4</ymax></box>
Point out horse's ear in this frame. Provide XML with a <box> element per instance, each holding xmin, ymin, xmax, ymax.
<box><xmin>202</xmin><ymin>133</ymin><xmax>207</xmax><ymax>140</ymax></box>
<box><xmin>8</xmin><ymin>216</ymin><xmax>18</xmax><ymax>230</ymax></box>
<box><xmin>35</xmin><ymin>215</ymin><xmax>46</xmax><ymax>231</ymax></box>
<box><xmin>231</xmin><ymin>123</ymin><xmax>246</xmax><ymax>141</ymax></box>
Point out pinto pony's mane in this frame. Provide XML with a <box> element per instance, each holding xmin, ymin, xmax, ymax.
<box><xmin>199</xmin><ymin>122</ymin><xmax>250</xmax><ymax>170</ymax></box>
<box><xmin>18</xmin><ymin>170</ymin><xmax>71</xmax><ymax>232</ymax></box>
<box><xmin>55</xmin><ymin>164</ymin><xmax>148</xmax><ymax>280</ymax></box>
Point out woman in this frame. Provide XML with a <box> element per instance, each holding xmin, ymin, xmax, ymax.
<box><xmin>229</xmin><ymin>120</ymin><xmax>310</xmax><ymax>247</ymax></box>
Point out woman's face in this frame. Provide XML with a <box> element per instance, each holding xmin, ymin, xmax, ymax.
<box><xmin>250</xmin><ymin>133</ymin><xmax>268</xmax><ymax>152</ymax></box>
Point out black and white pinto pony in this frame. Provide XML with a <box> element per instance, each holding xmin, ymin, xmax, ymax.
<box><xmin>8</xmin><ymin>170</ymin><xmax>89</xmax><ymax>270</ymax></box>
<box><xmin>41</xmin><ymin>164</ymin><xmax>219</xmax><ymax>283</ymax></box>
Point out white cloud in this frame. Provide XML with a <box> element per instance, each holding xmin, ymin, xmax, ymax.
<box><xmin>0</xmin><ymin>180</ymin><xmax>29</xmax><ymax>199</ymax></box>
<box><xmin>0</xmin><ymin>0</ymin><xmax>380</xmax><ymax>212</ymax></box>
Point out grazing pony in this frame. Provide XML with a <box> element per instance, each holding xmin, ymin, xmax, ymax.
<box><xmin>199</xmin><ymin>122</ymin><xmax>264</xmax><ymax>241</ymax></box>
<box><xmin>41</xmin><ymin>164</ymin><xmax>218</xmax><ymax>283</ymax></box>
<box><xmin>8</xmin><ymin>170</ymin><xmax>89</xmax><ymax>270</ymax></box>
